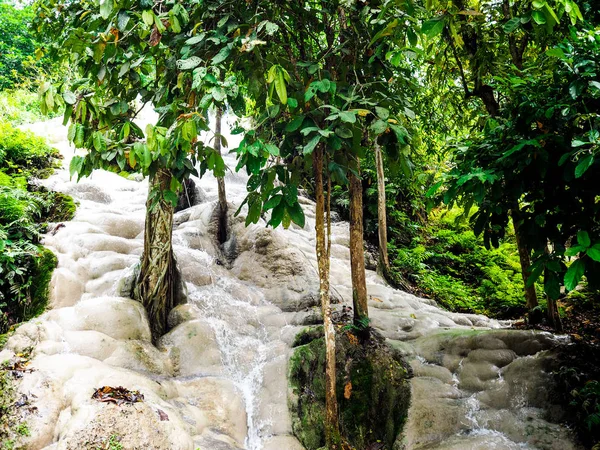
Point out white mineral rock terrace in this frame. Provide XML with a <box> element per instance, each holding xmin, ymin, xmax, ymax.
<box><xmin>0</xmin><ymin>117</ymin><xmax>580</xmax><ymax>449</ymax></box>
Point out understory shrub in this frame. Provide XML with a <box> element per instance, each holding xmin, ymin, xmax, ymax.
<box><xmin>388</xmin><ymin>207</ymin><xmax>539</xmax><ymax>318</ymax></box>
<box><xmin>0</xmin><ymin>122</ymin><xmax>73</xmax><ymax>334</ymax></box>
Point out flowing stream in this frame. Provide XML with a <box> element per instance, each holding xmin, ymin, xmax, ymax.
<box><xmin>0</xmin><ymin>117</ymin><xmax>582</xmax><ymax>450</ymax></box>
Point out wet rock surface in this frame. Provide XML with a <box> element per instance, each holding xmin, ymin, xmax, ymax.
<box><xmin>0</xmin><ymin>118</ymin><xmax>580</xmax><ymax>450</ymax></box>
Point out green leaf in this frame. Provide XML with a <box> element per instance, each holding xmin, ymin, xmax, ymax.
<box><xmin>285</xmin><ymin>116</ymin><xmax>305</xmax><ymax>132</ymax></box>
<box><xmin>287</xmin><ymin>98</ymin><xmax>298</xmax><ymax>109</ymax></box>
<box><xmin>69</xmin><ymin>156</ymin><xmax>84</xmax><ymax>178</ymax></box>
<box><xmin>264</xmin><ymin>195</ymin><xmax>283</xmax><ymax>210</ymax></box>
<box><xmin>339</xmin><ymin>111</ymin><xmax>356</xmax><ymax>124</ymax></box>
<box><xmin>370</xmin><ymin>19</ymin><xmax>399</xmax><ymax>45</ymax></box>
<box><xmin>546</xmin><ymin>48</ymin><xmax>566</xmax><ymax>59</ymax></box>
<box><xmin>575</xmin><ymin>154</ymin><xmax>594</xmax><ymax>178</ymax></box>
<box><xmin>544</xmin><ymin>270</ymin><xmax>561</xmax><ymax>300</ymax></box>
<box><xmin>370</xmin><ymin>119</ymin><xmax>388</xmax><ymax>135</ymax></box>
<box><xmin>142</xmin><ymin>10</ymin><xmax>154</xmax><ymax>27</ymax></box>
<box><xmin>375</xmin><ymin>107</ymin><xmax>389</xmax><ymax>120</ymax></box>
<box><xmin>93</xmin><ymin>132</ymin><xmax>106</xmax><ymax>152</ymax></box>
<box><xmin>421</xmin><ymin>17</ymin><xmax>446</xmax><ymax>38</ymax></box>
<box><xmin>265</xmin><ymin>143</ymin><xmax>280</xmax><ymax>156</ymax></box>
<box><xmin>564</xmin><ymin>259</ymin><xmax>585</xmax><ymax>291</ymax></box>
<box><xmin>532</xmin><ymin>11</ymin><xmax>546</xmax><ymax>24</ymax></box>
<box><xmin>565</xmin><ymin>245</ymin><xmax>585</xmax><ymax>256</ymax></box>
<box><xmin>335</xmin><ymin>126</ymin><xmax>353</xmax><ymax>139</ymax></box>
<box><xmin>268</xmin><ymin>202</ymin><xmax>285</xmax><ymax>228</ymax></box>
<box><xmin>532</xmin><ymin>0</ymin><xmax>545</xmax><ymax>8</ymax></box>
<box><xmin>287</xmin><ymin>202</ymin><xmax>305</xmax><ymax>228</ymax></box>
<box><xmin>63</xmin><ymin>91</ymin><xmax>77</xmax><ymax>105</ymax></box>
<box><xmin>504</xmin><ymin>17</ymin><xmax>521</xmax><ymax>33</ymax></box>
<box><xmin>586</xmin><ymin>247</ymin><xmax>600</xmax><ymax>262</ymax></box>
<box><xmin>100</xmin><ymin>0</ymin><xmax>113</xmax><ymax>19</ymax></box>
<box><xmin>577</xmin><ymin>230</ymin><xmax>591</xmax><ymax>248</ymax></box>
<box><xmin>304</xmin><ymin>134</ymin><xmax>320</xmax><ymax>155</ymax></box>
<box><xmin>274</xmin><ymin>69</ymin><xmax>288</xmax><ymax>105</ymax></box>
<box><xmin>163</xmin><ymin>190</ymin><xmax>178</xmax><ymax>206</ymax></box>
<box><xmin>212</xmin><ymin>46</ymin><xmax>231</xmax><ymax>65</ymax></box>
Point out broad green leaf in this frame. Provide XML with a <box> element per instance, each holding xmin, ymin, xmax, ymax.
<box><xmin>577</xmin><ymin>230</ymin><xmax>591</xmax><ymax>248</ymax></box>
<box><xmin>564</xmin><ymin>259</ymin><xmax>585</xmax><ymax>291</ymax></box>
<box><xmin>586</xmin><ymin>247</ymin><xmax>600</xmax><ymax>262</ymax></box>
<box><xmin>69</xmin><ymin>156</ymin><xmax>84</xmax><ymax>178</ymax></box>
<box><xmin>285</xmin><ymin>116</ymin><xmax>305</xmax><ymax>132</ymax></box>
<box><xmin>93</xmin><ymin>132</ymin><xmax>106</xmax><ymax>152</ymax></box>
<box><xmin>335</xmin><ymin>126</ymin><xmax>353</xmax><ymax>139</ymax></box>
<box><xmin>370</xmin><ymin>119</ymin><xmax>388</xmax><ymax>135</ymax></box>
<box><xmin>63</xmin><ymin>91</ymin><xmax>76</xmax><ymax>105</ymax></box>
<box><xmin>142</xmin><ymin>10</ymin><xmax>154</xmax><ymax>27</ymax></box>
<box><xmin>370</xmin><ymin>19</ymin><xmax>399</xmax><ymax>45</ymax></box>
<box><xmin>375</xmin><ymin>107</ymin><xmax>389</xmax><ymax>120</ymax></box>
<box><xmin>287</xmin><ymin>98</ymin><xmax>298</xmax><ymax>109</ymax></box>
<box><xmin>264</xmin><ymin>195</ymin><xmax>283</xmax><ymax>210</ymax></box>
<box><xmin>274</xmin><ymin>69</ymin><xmax>287</xmax><ymax>104</ymax></box>
<box><xmin>565</xmin><ymin>245</ymin><xmax>585</xmax><ymax>256</ymax></box>
<box><xmin>269</xmin><ymin>202</ymin><xmax>285</xmax><ymax>228</ymax></box>
<box><xmin>532</xmin><ymin>11</ymin><xmax>546</xmax><ymax>24</ymax></box>
<box><xmin>546</xmin><ymin>48</ymin><xmax>566</xmax><ymax>59</ymax></box>
<box><xmin>287</xmin><ymin>202</ymin><xmax>305</xmax><ymax>228</ymax></box>
<box><xmin>339</xmin><ymin>111</ymin><xmax>356</xmax><ymax>124</ymax></box>
<box><xmin>163</xmin><ymin>190</ymin><xmax>179</xmax><ymax>206</ymax></box>
<box><xmin>544</xmin><ymin>270</ymin><xmax>561</xmax><ymax>300</ymax></box>
<box><xmin>212</xmin><ymin>46</ymin><xmax>231</xmax><ymax>65</ymax></box>
<box><xmin>100</xmin><ymin>0</ymin><xmax>113</xmax><ymax>19</ymax></box>
<box><xmin>304</xmin><ymin>134</ymin><xmax>320</xmax><ymax>155</ymax></box>
<box><xmin>504</xmin><ymin>17</ymin><xmax>521</xmax><ymax>33</ymax></box>
<box><xmin>532</xmin><ymin>0</ymin><xmax>545</xmax><ymax>8</ymax></box>
<box><xmin>575</xmin><ymin>154</ymin><xmax>594</xmax><ymax>178</ymax></box>
<box><xmin>265</xmin><ymin>143</ymin><xmax>280</xmax><ymax>156</ymax></box>
<box><xmin>421</xmin><ymin>17</ymin><xmax>446</xmax><ymax>38</ymax></box>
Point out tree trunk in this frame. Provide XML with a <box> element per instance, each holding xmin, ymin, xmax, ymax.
<box><xmin>215</xmin><ymin>108</ymin><xmax>227</xmax><ymax>213</ymax></box>
<box><xmin>134</xmin><ymin>168</ymin><xmax>182</xmax><ymax>344</ymax></box>
<box><xmin>314</xmin><ymin>145</ymin><xmax>340</xmax><ymax>448</ymax></box>
<box><xmin>374</xmin><ymin>140</ymin><xmax>390</xmax><ymax>272</ymax></box>
<box><xmin>215</xmin><ymin>108</ymin><xmax>228</xmax><ymax>244</ymax></box>
<box><xmin>349</xmin><ymin>166</ymin><xmax>369</xmax><ymax>332</ymax></box>
<box><xmin>510</xmin><ymin>209</ymin><xmax>538</xmax><ymax>309</ymax></box>
<box><xmin>545</xmin><ymin>267</ymin><xmax>563</xmax><ymax>332</ymax></box>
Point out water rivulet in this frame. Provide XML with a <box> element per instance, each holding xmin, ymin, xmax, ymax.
<box><xmin>0</xmin><ymin>118</ymin><xmax>580</xmax><ymax>449</ymax></box>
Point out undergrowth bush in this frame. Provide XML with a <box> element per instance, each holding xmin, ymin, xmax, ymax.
<box><xmin>0</xmin><ymin>122</ymin><xmax>73</xmax><ymax>334</ymax></box>
<box><xmin>388</xmin><ymin>207</ymin><xmax>539</xmax><ymax>318</ymax></box>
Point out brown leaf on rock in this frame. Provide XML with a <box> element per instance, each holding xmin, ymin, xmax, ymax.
<box><xmin>92</xmin><ymin>386</ymin><xmax>144</xmax><ymax>406</ymax></box>
<box><xmin>157</xmin><ymin>408</ymin><xmax>169</xmax><ymax>421</ymax></box>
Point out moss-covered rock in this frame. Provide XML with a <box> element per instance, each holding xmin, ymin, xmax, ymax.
<box><xmin>29</xmin><ymin>248</ymin><xmax>58</xmax><ymax>319</ymax></box>
<box><xmin>44</xmin><ymin>191</ymin><xmax>76</xmax><ymax>222</ymax></box>
<box><xmin>289</xmin><ymin>328</ymin><xmax>412</xmax><ymax>450</ymax></box>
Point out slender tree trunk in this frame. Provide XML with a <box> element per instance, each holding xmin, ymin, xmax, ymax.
<box><xmin>510</xmin><ymin>209</ymin><xmax>538</xmax><ymax>309</ymax></box>
<box><xmin>314</xmin><ymin>146</ymin><xmax>340</xmax><ymax>448</ymax></box>
<box><xmin>544</xmin><ymin>244</ymin><xmax>563</xmax><ymax>331</ymax></box>
<box><xmin>374</xmin><ymin>140</ymin><xmax>390</xmax><ymax>272</ymax></box>
<box><xmin>134</xmin><ymin>168</ymin><xmax>182</xmax><ymax>344</ymax></box>
<box><xmin>214</xmin><ymin>108</ymin><xmax>228</xmax><ymax>244</ymax></box>
<box><xmin>349</xmin><ymin>165</ymin><xmax>369</xmax><ymax>332</ymax></box>
<box><xmin>215</xmin><ymin>108</ymin><xmax>227</xmax><ymax>213</ymax></box>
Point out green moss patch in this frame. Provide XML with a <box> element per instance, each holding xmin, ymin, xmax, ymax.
<box><xmin>289</xmin><ymin>328</ymin><xmax>412</xmax><ymax>450</ymax></box>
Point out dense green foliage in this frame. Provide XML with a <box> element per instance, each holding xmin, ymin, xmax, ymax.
<box><xmin>0</xmin><ymin>122</ymin><xmax>72</xmax><ymax>334</ymax></box>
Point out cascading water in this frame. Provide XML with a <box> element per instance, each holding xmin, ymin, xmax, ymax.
<box><xmin>0</xmin><ymin>116</ymin><xmax>582</xmax><ymax>450</ymax></box>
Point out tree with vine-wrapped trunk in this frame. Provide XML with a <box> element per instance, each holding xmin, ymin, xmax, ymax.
<box><xmin>34</xmin><ymin>0</ymin><xmax>258</xmax><ymax>343</ymax></box>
